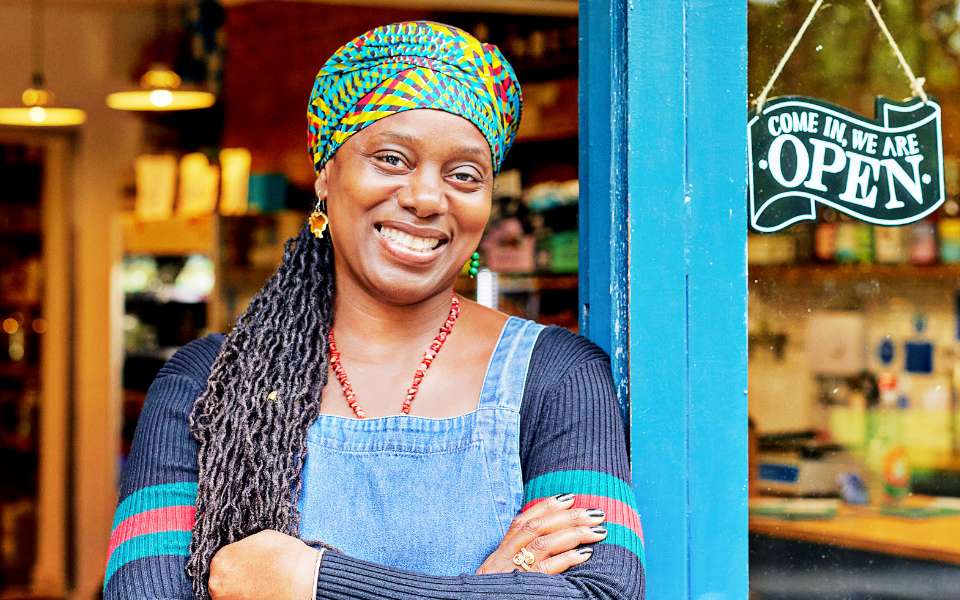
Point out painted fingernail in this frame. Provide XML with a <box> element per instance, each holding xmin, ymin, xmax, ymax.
<box><xmin>586</xmin><ymin>509</ymin><xmax>605</xmax><ymax>518</ymax></box>
<box><xmin>591</xmin><ymin>526</ymin><xmax>608</xmax><ymax>534</ymax></box>
<box><xmin>577</xmin><ymin>547</ymin><xmax>594</xmax><ymax>555</ymax></box>
<box><xmin>554</xmin><ymin>493</ymin><xmax>575</xmax><ymax>503</ymax></box>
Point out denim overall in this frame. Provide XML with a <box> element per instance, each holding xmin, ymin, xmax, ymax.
<box><xmin>297</xmin><ymin>316</ymin><xmax>544</xmax><ymax>575</ymax></box>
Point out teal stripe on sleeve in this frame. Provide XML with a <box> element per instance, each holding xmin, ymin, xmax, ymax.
<box><xmin>523</xmin><ymin>470</ymin><xmax>635</xmax><ymax>506</ymax></box>
<box><xmin>104</xmin><ymin>530</ymin><xmax>192</xmax><ymax>588</ymax></box>
<box><xmin>602</xmin><ymin>522</ymin><xmax>646</xmax><ymax>566</ymax></box>
<box><xmin>112</xmin><ymin>482</ymin><xmax>198</xmax><ymax>529</ymax></box>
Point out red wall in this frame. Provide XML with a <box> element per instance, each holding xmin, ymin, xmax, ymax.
<box><xmin>222</xmin><ymin>2</ymin><xmax>427</xmax><ymax>186</ymax></box>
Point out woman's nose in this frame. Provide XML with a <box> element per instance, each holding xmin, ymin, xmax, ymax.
<box><xmin>398</xmin><ymin>169</ymin><xmax>446</xmax><ymax>217</ymax></box>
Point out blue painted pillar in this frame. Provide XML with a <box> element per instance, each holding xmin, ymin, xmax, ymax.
<box><xmin>580</xmin><ymin>1</ymin><xmax>748</xmax><ymax>598</ymax></box>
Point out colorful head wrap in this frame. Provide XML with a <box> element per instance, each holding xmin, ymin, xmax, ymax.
<box><xmin>307</xmin><ymin>21</ymin><xmax>522</xmax><ymax>174</ymax></box>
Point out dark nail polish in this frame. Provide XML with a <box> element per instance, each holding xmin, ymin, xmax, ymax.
<box><xmin>578</xmin><ymin>547</ymin><xmax>594</xmax><ymax>555</ymax></box>
<box><xmin>591</xmin><ymin>526</ymin><xmax>607</xmax><ymax>534</ymax></box>
<box><xmin>554</xmin><ymin>493</ymin><xmax>575</xmax><ymax>503</ymax></box>
<box><xmin>586</xmin><ymin>509</ymin><xmax>605</xmax><ymax>518</ymax></box>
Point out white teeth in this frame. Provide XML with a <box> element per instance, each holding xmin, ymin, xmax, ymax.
<box><xmin>380</xmin><ymin>226</ymin><xmax>442</xmax><ymax>252</ymax></box>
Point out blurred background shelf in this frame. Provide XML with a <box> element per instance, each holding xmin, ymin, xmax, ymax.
<box><xmin>751</xmin><ymin>264</ymin><xmax>960</xmax><ymax>284</ymax></box>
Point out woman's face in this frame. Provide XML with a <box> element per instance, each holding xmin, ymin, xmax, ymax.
<box><xmin>317</xmin><ymin>109</ymin><xmax>494</xmax><ymax>304</ymax></box>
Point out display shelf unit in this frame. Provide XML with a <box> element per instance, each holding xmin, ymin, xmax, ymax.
<box><xmin>118</xmin><ymin>210</ymin><xmax>304</xmax><ymax>459</ymax></box>
<box><xmin>750</xmin><ymin>264</ymin><xmax>960</xmax><ymax>283</ymax></box>
<box><xmin>120</xmin><ymin>210</ymin><xmax>304</xmax><ymax>330</ymax></box>
<box><xmin>0</xmin><ymin>133</ymin><xmax>73</xmax><ymax>594</ymax></box>
<box><xmin>456</xmin><ymin>271</ymin><xmax>579</xmax><ymax>330</ymax></box>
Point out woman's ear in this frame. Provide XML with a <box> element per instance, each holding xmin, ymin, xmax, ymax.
<box><xmin>314</xmin><ymin>167</ymin><xmax>329</xmax><ymax>201</ymax></box>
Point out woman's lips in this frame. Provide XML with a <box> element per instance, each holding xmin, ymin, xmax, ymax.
<box><xmin>375</xmin><ymin>224</ymin><xmax>449</xmax><ymax>266</ymax></box>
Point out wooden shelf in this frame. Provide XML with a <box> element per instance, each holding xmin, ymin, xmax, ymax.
<box><xmin>0</xmin><ymin>363</ymin><xmax>39</xmax><ymax>379</ymax></box>
<box><xmin>750</xmin><ymin>264</ymin><xmax>960</xmax><ymax>284</ymax></box>
<box><xmin>122</xmin><ymin>213</ymin><xmax>216</xmax><ymax>256</ymax></box>
<box><xmin>125</xmin><ymin>292</ymin><xmax>208</xmax><ymax>305</ymax></box>
<box><xmin>750</xmin><ymin>496</ymin><xmax>960</xmax><ymax>565</ymax></box>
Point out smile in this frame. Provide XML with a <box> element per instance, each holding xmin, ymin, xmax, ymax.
<box><xmin>378</xmin><ymin>225</ymin><xmax>444</xmax><ymax>252</ymax></box>
<box><xmin>374</xmin><ymin>222</ymin><xmax>450</xmax><ymax>266</ymax></box>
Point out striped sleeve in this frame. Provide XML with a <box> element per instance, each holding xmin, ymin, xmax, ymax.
<box><xmin>103</xmin><ymin>334</ymin><xmax>224</xmax><ymax>598</ymax></box>
<box><xmin>522</xmin><ymin>470</ymin><xmax>644</xmax><ymax>564</ymax></box>
<box><xmin>518</xmin><ymin>342</ymin><xmax>645</xmax><ymax>596</ymax></box>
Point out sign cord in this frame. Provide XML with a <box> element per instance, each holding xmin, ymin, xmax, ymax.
<box><xmin>863</xmin><ymin>0</ymin><xmax>928</xmax><ymax>103</ymax></box>
<box><xmin>755</xmin><ymin>0</ymin><xmax>928</xmax><ymax>115</ymax></box>
<box><xmin>755</xmin><ymin>0</ymin><xmax>826</xmax><ymax>115</ymax></box>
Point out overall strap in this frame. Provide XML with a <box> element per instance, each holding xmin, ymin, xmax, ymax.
<box><xmin>477</xmin><ymin>317</ymin><xmax>546</xmax><ymax>412</ymax></box>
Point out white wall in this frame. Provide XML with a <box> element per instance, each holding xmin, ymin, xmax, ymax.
<box><xmin>750</xmin><ymin>275</ymin><xmax>959</xmax><ymax>435</ymax></box>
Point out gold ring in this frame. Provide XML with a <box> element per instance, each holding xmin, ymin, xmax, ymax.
<box><xmin>512</xmin><ymin>546</ymin><xmax>536</xmax><ymax>571</ymax></box>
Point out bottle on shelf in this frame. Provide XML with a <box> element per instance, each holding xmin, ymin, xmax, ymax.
<box><xmin>865</xmin><ymin>372</ymin><xmax>911</xmax><ymax>505</ymax></box>
<box><xmin>938</xmin><ymin>199</ymin><xmax>960</xmax><ymax>264</ymax></box>
<box><xmin>835</xmin><ymin>217</ymin><xmax>873</xmax><ymax>264</ymax></box>
<box><xmin>791</xmin><ymin>222</ymin><xmax>815</xmax><ymax>264</ymax></box>
<box><xmin>874</xmin><ymin>226</ymin><xmax>907</xmax><ymax>264</ymax></box>
<box><xmin>814</xmin><ymin>208</ymin><xmax>838</xmax><ymax>263</ymax></box>
<box><xmin>909</xmin><ymin>219</ymin><xmax>938</xmax><ymax>265</ymax></box>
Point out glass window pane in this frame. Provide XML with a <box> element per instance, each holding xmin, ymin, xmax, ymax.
<box><xmin>749</xmin><ymin>1</ymin><xmax>960</xmax><ymax>596</ymax></box>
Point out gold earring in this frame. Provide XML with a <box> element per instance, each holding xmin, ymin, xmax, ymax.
<box><xmin>309</xmin><ymin>199</ymin><xmax>328</xmax><ymax>239</ymax></box>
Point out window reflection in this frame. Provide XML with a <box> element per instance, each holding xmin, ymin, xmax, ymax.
<box><xmin>749</xmin><ymin>0</ymin><xmax>960</xmax><ymax>597</ymax></box>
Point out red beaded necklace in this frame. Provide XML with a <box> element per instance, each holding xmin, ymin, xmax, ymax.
<box><xmin>327</xmin><ymin>293</ymin><xmax>461</xmax><ymax>419</ymax></box>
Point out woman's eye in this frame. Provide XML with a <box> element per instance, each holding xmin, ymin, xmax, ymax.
<box><xmin>452</xmin><ymin>171</ymin><xmax>480</xmax><ymax>183</ymax></box>
<box><xmin>376</xmin><ymin>153</ymin><xmax>404</xmax><ymax>167</ymax></box>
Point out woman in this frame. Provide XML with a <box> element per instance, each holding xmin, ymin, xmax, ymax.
<box><xmin>104</xmin><ymin>21</ymin><xmax>644</xmax><ymax>600</ymax></box>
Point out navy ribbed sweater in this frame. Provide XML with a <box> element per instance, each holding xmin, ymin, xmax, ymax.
<box><xmin>104</xmin><ymin>326</ymin><xmax>645</xmax><ymax>599</ymax></box>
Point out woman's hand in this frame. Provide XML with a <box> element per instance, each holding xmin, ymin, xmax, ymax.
<box><xmin>209</xmin><ymin>529</ymin><xmax>319</xmax><ymax>600</ymax></box>
<box><xmin>476</xmin><ymin>493</ymin><xmax>608</xmax><ymax>575</ymax></box>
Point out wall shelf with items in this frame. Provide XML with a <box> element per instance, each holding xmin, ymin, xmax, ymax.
<box><xmin>751</xmin><ymin>264</ymin><xmax>960</xmax><ymax>284</ymax></box>
<box><xmin>0</xmin><ymin>135</ymin><xmax>72</xmax><ymax>593</ymax></box>
<box><xmin>118</xmin><ymin>209</ymin><xmax>305</xmax><ymax>460</ymax></box>
<box><xmin>456</xmin><ymin>271</ymin><xmax>579</xmax><ymax>331</ymax></box>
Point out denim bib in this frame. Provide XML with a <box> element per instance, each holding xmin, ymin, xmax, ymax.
<box><xmin>297</xmin><ymin>316</ymin><xmax>544</xmax><ymax>575</ymax></box>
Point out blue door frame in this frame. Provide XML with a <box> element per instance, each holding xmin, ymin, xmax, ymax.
<box><xmin>579</xmin><ymin>1</ymin><xmax>748</xmax><ymax>598</ymax></box>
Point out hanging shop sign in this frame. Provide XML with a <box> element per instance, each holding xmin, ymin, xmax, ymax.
<box><xmin>749</xmin><ymin>96</ymin><xmax>944</xmax><ymax>232</ymax></box>
<box><xmin>748</xmin><ymin>0</ymin><xmax>944</xmax><ymax>233</ymax></box>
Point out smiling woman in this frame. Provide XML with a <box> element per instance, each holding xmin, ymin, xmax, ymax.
<box><xmin>103</xmin><ymin>21</ymin><xmax>644</xmax><ymax>600</ymax></box>
<box><xmin>319</xmin><ymin>111</ymin><xmax>493</xmax><ymax>303</ymax></box>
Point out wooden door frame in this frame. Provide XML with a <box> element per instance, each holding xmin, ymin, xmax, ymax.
<box><xmin>579</xmin><ymin>1</ymin><xmax>749</xmax><ymax>597</ymax></box>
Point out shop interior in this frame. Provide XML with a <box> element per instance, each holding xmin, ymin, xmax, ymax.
<box><xmin>0</xmin><ymin>0</ymin><xmax>578</xmax><ymax>597</ymax></box>
<box><xmin>748</xmin><ymin>0</ymin><xmax>960</xmax><ymax>597</ymax></box>
<box><xmin>5</xmin><ymin>0</ymin><xmax>960</xmax><ymax>598</ymax></box>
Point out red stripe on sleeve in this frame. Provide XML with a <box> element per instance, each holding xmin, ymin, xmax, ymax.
<box><xmin>522</xmin><ymin>494</ymin><xmax>643</xmax><ymax>542</ymax></box>
<box><xmin>107</xmin><ymin>505</ymin><xmax>196</xmax><ymax>557</ymax></box>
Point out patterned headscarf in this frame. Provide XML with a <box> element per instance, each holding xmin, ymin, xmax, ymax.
<box><xmin>307</xmin><ymin>21</ymin><xmax>522</xmax><ymax>174</ymax></box>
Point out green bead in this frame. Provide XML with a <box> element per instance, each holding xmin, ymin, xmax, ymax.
<box><xmin>470</xmin><ymin>260</ymin><xmax>480</xmax><ymax>268</ymax></box>
<box><xmin>468</xmin><ymin>267</ymin><xmax>479</xmax><ymax>277</ymax></box>
<box><xmin>471</xmin><ymin>251</ymin><xmax>480</xmax><ymax>260</ymax></box>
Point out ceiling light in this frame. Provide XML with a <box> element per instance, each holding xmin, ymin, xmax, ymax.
<box><xmin>106</xmin><ymin>64</ymin><xmax>215</xmax><ymax>112</ymax></box>
<box><xmin>105</xmin><ymin>0</ymin><xmax>216</xmax><ymax>113</ymax></box>
<box><xmin>0</xmin><ymin>0</ymin><xmax>86</xmax><ymax>128</ymax></box>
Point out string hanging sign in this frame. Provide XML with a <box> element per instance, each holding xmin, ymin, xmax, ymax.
<box><xmin>749</xmin><ymin>0</ymin><xmax>944</xmax><ymax>233</ymax></box>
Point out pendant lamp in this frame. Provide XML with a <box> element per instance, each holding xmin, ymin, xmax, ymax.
<box><xmin>106</xmin><ymin>0</ymin><xmax>215</xmax><ymax>112</ymax></box>
<box><xmin>0</xmin><ymin>0</ymin><xmax>86</xmax><ymax>127</ymax></box>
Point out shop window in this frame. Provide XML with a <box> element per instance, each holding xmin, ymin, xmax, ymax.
<box><xmin>748</xmin><ymin>0</ymin><xmax>960</xmax><ymax>596</ymax></box>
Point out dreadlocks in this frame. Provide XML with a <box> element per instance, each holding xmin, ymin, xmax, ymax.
<box><xmin>185</xmin><ymin>223</ymin><xmax>335</xmax><ymax>599</ymax></box>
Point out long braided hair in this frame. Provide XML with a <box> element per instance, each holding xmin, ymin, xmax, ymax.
<box><xmin>185</xmin><ymin>222</ymin><xmax>335</xmax><ymax>598</ymax></box>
